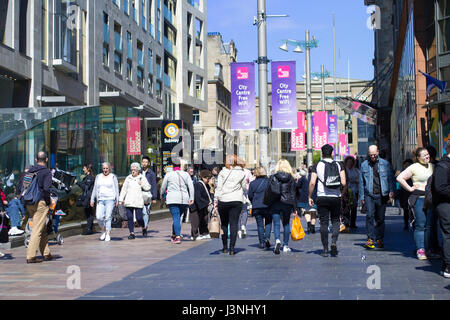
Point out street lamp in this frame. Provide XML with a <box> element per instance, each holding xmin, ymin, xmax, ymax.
<box><xmin>254</xmin><ymin>0</ymin><xmax>289</xmax><ymax>170</ymax></box>
<box><xmin>311</xmin><ymin>67</ymin><xmax>330</xmax><ymax>111</ymax></box>
<box><xmin>279</xmin><ymin>32</ymin><xmax>318</xmax><ymax>168</ymax></box>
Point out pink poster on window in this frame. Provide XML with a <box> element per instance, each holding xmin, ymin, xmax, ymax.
<box><xmin>127</xmin><ymin>117</ymin><xmax>141</xmax><ymax>155</ymax></box>
<box><xmin>339</xmin><ymin>134</ymin><xmax>347</xmax><ymax>157</ymax></box>
<box><xmin>291</xmin><ymin>112</ymin><xmax>305</xmax><ymax>151</ymax></box>
<box><xmin>313</xmin><ymin>111</ymin><xmax>328</xmax><ymax>150</ymax></box>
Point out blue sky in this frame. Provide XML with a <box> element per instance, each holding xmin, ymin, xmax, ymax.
<box><xmin>207</xmin><ymin>0</ymin><xmax>375</xmax><ymax>81</ymax></box>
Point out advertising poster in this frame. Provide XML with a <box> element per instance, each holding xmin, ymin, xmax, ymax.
<box><xmin>126</xmin><ymin>117</ymin><xmax>141</xmax><ymax>155</ymax></box>
<box><xmin>291</xmin><ymin>112</ymin><xmax>305</xmax><ymax>151</ymax></box>
<box><xmin>313</xmin><ymin>111</ymin><xmax>328</xmax><ymax>150</ymax></box>
<box><xmin>230</xmin><ymin>63</ymin><xmax>256</xmax><ymax>130</ymax></box>
<box><xmin>339</xmin><ymin>134</ymin><xmax>347</xmax><ymax>157</ymax></box>
<box><xmin>328</xmin><ymin>115</ymin><xmax>338</xmax><ymax>144</ymax></box>
<box><xmin>271</xmin><ymin>61</ymin><xmax>298</xmax><ymax>129</ymax></box>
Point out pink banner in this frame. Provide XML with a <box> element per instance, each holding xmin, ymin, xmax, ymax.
<box><xmin>313</xmin><ymin>111</ymin><xmax>328</xmax><ymax>150</ymax></box>
<box><xmin>339</xmin><ymin>134</ymin><xmax>347</xmax><ymax>157</ymax></box>
<box><xmin>291</xmin><ymin>112</ymin><xmax>305</xmax><ymax>151</ymax></box>
<box><xmin>127</xmin><ymin>117</ymin><xmax>141</xmax><ymax>155</ymax></box>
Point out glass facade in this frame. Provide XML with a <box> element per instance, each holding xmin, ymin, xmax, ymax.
<box><xmin>392</xmin><ymin>8</ymin><xmax>417</xmax><ymax>170</ymax></box>
<box><xmin>0</xmin><ymin>106</ymin><xmax>141</xmax><ymax>225</ymax></box>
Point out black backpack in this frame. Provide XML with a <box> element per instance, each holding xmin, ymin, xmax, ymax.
<box><xmin>263</xmin><ymin>175</ymin><xmax>282</xmax><ymax>206</ymax></box>
<box><xmin>319</xmin><ymin>161</ymin><xmax>341</xmax><ymax>189</ymax></box>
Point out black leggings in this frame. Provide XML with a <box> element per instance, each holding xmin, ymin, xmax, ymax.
<box><xmin>126</xmin><ymin>207</ymin><xmax>144</xmax><ymax>233</ymax></box>
<box><xmin>218</xmin><ymin>201</ymin><xmax>242</xmax><ymax>249</ymax></box>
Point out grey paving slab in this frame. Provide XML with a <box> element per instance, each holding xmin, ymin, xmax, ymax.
<box><xmin>79</xmin><ymin>208</ymin><xmax>450</xmax><ymax>300</ymax></box>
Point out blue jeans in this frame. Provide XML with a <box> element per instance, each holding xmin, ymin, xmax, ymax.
<box><xmin>169</xmin><ymin>204</ymin><xmax>188</xmax><ymax>237</ymax></box>
<box><xmin>8</xmin><ymin>210</ymin><xmax>22</xmax><ymax>228</ymax></box>
<box><xmin>143</xmin><ymin>204</ymin><xmax>151</xmax><ymax>228</ymax></box>
<box><xmin>414</xmin><ymin>197</ymin><xmax>434</xmax><ymax>251</ymax></box>
<box><xmin>253</xmin><ymin>209</ymin><xmax>272</xmax><ymax>245</ymax></box>
<box><xmin>270</xmin><ymin>202</ymin><xmax>292</xmax><ymax>247</ymax></box>
<box><xmin>365</xmin><ymin>195</ymin><xmax>387</xmax><ymax>241</ymax></box>
<box><xmin>96</xmin><ymin>200</ymin><xmax>115</xmax><ymax>232</ymax></box>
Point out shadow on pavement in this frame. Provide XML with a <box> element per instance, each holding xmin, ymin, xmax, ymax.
<box><xmin>0</xmin><ymin>254</ymin><xmax>14</xmax><ymax>260</ymax></box>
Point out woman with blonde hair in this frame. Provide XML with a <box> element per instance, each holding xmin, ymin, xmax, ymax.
<box><xmin>264</xmin><ymin>159</ymin><xmax>298</xmax><ymax>254</ymax></box>
<box><xmin>214</xmin><ymin>154</ymin><xmax>247</xmax><ymax>255</ymax></box>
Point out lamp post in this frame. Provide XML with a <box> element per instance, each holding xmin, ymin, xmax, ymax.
<box><xmin>311</xmin><ymin>66</ymin><xmax>330</xmax><ymax>111</ymax></box>
<box><xmin>280</xmin><ymin>32</ymin><xmax>318</xmax><ymax>167</ymax></box>
<box><xmin>254</xmin><ymin>0</ymin><xmax>288</xmax><ymax>169</ymax></box>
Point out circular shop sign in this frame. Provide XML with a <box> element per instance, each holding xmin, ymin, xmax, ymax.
<box><xmin>164</xmin><ymin>123</ymin><xmax>179</xmax><ymax>138</ymax></box>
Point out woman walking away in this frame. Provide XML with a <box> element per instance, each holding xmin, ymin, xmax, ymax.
<box><xmin>268</xmin><ymin>160</ymin><xmax>298</xmax><ymax>254</ymax></box>
<box><xmin>160</xmin><ymin>165</ymin><xmax>194</xmax><ymax>244</ymax></box>
<box><xmin>296</xmin><ymin>167</ymin><xmax>317</xmax><ymax>235</ymax></box>
<box><xmin>190</xmin><ymin>170</ymin><xmax>213</xmax><ymax>241</ymax></box>
<box><xmin>119</xmin><ymin>163</ymin><xmax>151</xmax><ymax>240</ymax></box>
<box><xmin>344</xmin><ymin>156</ymin><xmax>360</xmax><ymax>229</ymax></box>
<box><xmin>214</xmin><ymin>155</ymin><xmax>247</xmax><ymax>255</ymax></box>
<box><xmin>77</xmin><ymin>164</ymin><xmax>96</xmax><ymax>235</ymax></box>
<box><xmin>90</xmin><ymin>162</ymin><xmax>119</xmax><ymax>242</ymax></box>
<box><xmin>397</xmin><ymin>148</ymin><xmax>439</xmax><ymax>260</ymax></box>
<box><xmin>248</xmin><ymin>167</ymin><xmax>271</xmax><ymax>249</ymax></box>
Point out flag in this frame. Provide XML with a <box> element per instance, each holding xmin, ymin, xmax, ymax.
<box><xmin>420</xmin><ymin>71</ymin><xmax>447</xmax><ymax>96</ymax></box>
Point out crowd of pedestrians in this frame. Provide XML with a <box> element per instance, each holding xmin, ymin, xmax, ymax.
<box><xmin>1</xmin><ymin>142</ymin><xmax>450</xmax><ymax>279</ymax></box>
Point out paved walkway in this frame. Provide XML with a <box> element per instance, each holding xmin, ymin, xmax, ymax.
<box><xmin>1</xmin><ymin>208</ymin><xmax>449</xmax><ymax>300</ymax></box>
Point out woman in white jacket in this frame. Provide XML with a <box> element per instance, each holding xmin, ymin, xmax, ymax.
<box><xmin>119</xmin><ymin>163</ymin><xmax>151</xmax><ymax>240</ymax></box>
<box><xmin>214</xmin><ymin>154</ymin><xmax>247</xmax><ymax>256</ymax></box>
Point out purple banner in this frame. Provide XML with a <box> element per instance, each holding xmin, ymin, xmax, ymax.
<box><xmin>271</xmin><ymin>61</ymin><xmax>297</xmax><ymax>129</ymax></box>
<box><xmin>231</xmin><ymin>62</ymin><xmax>256</xmax><ymax>130</ymax></box>
<box><xmin>328</xmin><ymin>115</ymin><xmax>338</xmax><ymax>144</ymax></box>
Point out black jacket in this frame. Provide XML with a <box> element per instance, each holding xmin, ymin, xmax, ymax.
<box><xmin>193</xmin><ymin>181</ymin><xmax>212</xmax><ymax>211</ymax></box>
<box><xmin>26</xmin><ymin>165</ymin><xmax>52</xmax><ymax>205</ymax></box>
<box><xmin>143</xmin><ymin>169</ymin><xmax>158</xmax><ymax>200</ymax></box>
<box><xmin>77</xmin><ymin>174</ymin><xmax>95</xmax><ymax>208</ymax></box>
<box><xmin>248</xmin><ymin>177</ymin><xmax>269</xmax><ymax>209</ymax></box>
<box><xmin>272</xmin><ymin>172</ymin><xmax>297</xmax><ymax>207</ymax></box>
<box><xmin>434</xmin><ymin>156</ymin><xmax>450</xmax><ymax>205</ymax></box>
<box><xmin>296</xmin><ymin>174</ymin><xmax>317</xmax><ymax>204</ymax></box>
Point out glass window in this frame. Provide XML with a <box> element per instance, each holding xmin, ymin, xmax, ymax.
<box><xmin>193</xmin><ymin>110</ymin><xmax>200</xmax><ymax>125</ymax></box>
<box><xmin>103</xmin><ymin>12</ymin><xmax>109</xmax><ymax>44</ymax></box>
<box><xmin>127</xmin><ymin>31</ymin><xmax>132</xmax><ymax>60</ymax></box>
<box><xmin>127</xmin><ymin>61</ymin><xmax>132</xmax><ymax>80</ymax></box>
<box><xmin>103</xmin><ymin>44</ymin><xmax>109</xmax><ymax>66</ymax></box>
<box><xmin>137</xmin><ymin>67</ymin><xmax>144</xmax><ymax>87</ymax></box>
<box><xmin>148</xmin><ymin>48</ymin><xmax>153</xmax><ymax>74</ymax></box>
<box><xmin>114</xmin><ymin>52</ymin><xmax>122</xmax><ymax>73</ymax></box>
<box><xmin>148</xmin><ymin>74</ymin><xmax>154</xmax><ymax>95</ymax></box>
<box><xmin>124</xmin><ymin>0</ymin><xmax>129</xmax><ymax>15</ymax></box>
<box><xmin>54</xmin><ymin>0</ymin><xmax>78</xmax><ymax>66</ymax></box>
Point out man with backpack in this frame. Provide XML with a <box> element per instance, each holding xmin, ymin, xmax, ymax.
<box><xmin>433</xmin><ymin>140</ymin><xmax>450</xmax><ymax>278</ymax></box>
<box><xmin>309</xmin><ymin>144</ymin><xmax>347</xmax><ymax>257</ymax></box>
<box><xmin>359</xmin><ymin>145</ymin><xmax>395</xmax><ymax>250</ymax></box>
<box><xmin>20</xmin><ymin>152</ymin><xmax>54</xmax><ymax>264</ymax></box>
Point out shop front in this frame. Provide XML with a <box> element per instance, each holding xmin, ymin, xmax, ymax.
<box><xmin>0</xmin><ymin>105</ymin><xmax>142</xmax><ymax>225</ymax></box>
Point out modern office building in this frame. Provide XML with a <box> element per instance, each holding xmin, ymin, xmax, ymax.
<box><xmin>0</xmin><ymin>0</ymin><xmax>208</xmax><ymax>177</ymax></box>
<box><xmin>192</xmin><ymin>32</ymin><xmax>236</xmax><ymax>166</ymax></box>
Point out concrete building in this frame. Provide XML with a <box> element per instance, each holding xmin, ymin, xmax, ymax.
<box><xmin>193</xmin><ymin>32</ymin><xmax>236</xmax><ymax>166</ymax></box>
<box><xmin>0</xmin><ymin>0</ymin><xmax>208</xmax><ymax>172</ymax></box>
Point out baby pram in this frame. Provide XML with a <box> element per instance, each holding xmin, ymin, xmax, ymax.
<box><xmin>24</xmin><ymin>169</ymin><xmax>76</xmax><ymax>248</ymax></box>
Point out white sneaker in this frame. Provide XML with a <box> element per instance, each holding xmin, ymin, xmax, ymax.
<box><xmin>238</xmin><ymin>230</ymin><xmax>242</xmax><ymax>239</ymax></box>
<box><xmin>197</xmin><ymin>235</ymin><xmax>204</xmax><ymax>240</ymax></box>
<box><xmin>100</xmin><ymin>233</ymin><xmax>106</xmax><ymax>241</ymax></box>
<box><xmin>241</xmin><ymin>226</ymin><xmax>247</xmax><ymax>238</ymax></box>
<box><xmin>190</xmin><ymin>236</ymin><xmax>196</xmax><ymax>241</ymax></box>
<box><xmin>203</xmin><ymin>234</ymin><xmax>211</xmax><ymax>240</ymax></box>
<box><xmin>274</xmin><ymin>240</ymin><xmax>281</xmax><ymax>255</ymax></box>
<box><xmin>105</xmin><ymin>234</ymin><xmax>111</xmax><ymax>242</ymax></box>
<box><xmin>0</xmin><ymin>252</ymin><xmax>4</xmax><ymax>258</ymax></box>
<box><xmin>283</xmin><ymin>246</ymin><xmax>291</xmax><ymax>253</ymax></box>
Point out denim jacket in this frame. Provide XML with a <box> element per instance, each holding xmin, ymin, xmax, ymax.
<box><xmin>359</xmin><ymin>158</ymin><xmax>395</xmax><ymax>201</ymax></box>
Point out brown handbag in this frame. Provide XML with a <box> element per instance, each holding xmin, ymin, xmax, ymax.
<box><xmin>208</xmin><ymin>208</ymin><xmax>221</xmax><ymax>238</ymax></box>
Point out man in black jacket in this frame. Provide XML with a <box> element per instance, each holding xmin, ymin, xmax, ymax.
<box><xmin>141</xmin><ymin>156</ymin><xmax>158</xmax><ymax>237</ymax></box>
<box><xmin>434</xmin><ymin>140</ymin><xmax>450</xmax><ymax>278</ymax></box>
<box><xmin>23</xmin><ymin>152</ymin><xmax>54</xmax><ymax>264</ymax></box>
